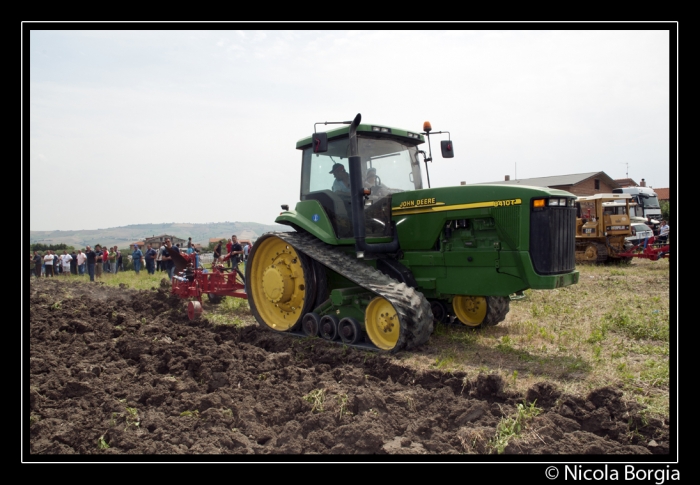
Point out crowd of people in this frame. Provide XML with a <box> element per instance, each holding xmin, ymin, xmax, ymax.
<box><xmin>30</xmin><ymin>245</ymin><xmax>125</xmax><ymax>282</ymax></box>
<box><xmin>30</xmin><ymin>236</ymin><xmax>253</xmax><ymax>283</ymax></box>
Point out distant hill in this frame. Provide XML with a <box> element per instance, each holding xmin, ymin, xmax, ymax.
<box><xmin>29</xmin><ymin>221</ymin><xmax>293</xmax><ymax>250</ymax></box>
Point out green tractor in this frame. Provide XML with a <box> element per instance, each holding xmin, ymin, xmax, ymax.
<box><xmin>246</xmin><ymin>114</ymin><xmax>579</xmax><ymax>353</ymax></box>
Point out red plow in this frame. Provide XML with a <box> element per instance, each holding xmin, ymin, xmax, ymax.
<box><xmin>618</xmin><ymin>236</ymin><xmax>670</xmax><ymax>262</ymax></box>
<box><xmin>168</xmin><ymin>250</ymin><xmax>247</xmax><ymax>320</ymax></box>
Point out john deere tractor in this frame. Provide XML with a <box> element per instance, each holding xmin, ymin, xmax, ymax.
<box><xmin>246</xmin><ymin>114</ymin><xmax>579</xmax><ymax>353</ymax></box>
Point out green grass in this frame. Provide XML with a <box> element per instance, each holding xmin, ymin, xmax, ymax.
<box><xmin>433</xmin><ymin>351</ymin><xmax>456</xmax><ymax>369</ymax></box>
<box><xmin>489</xmin><ymin>401</ymin><xmax>542</xmax><ymax>454</ymax></box>
<box><xmin>603</xmin><ymin>308</ymin><xmax>669</xmax><ymax>341</ymax></box>
<box><xmin>53</xmin><ymin>270</ymin><xmax>167</xmax><ymax>291</ymax></box>
<box><xmin>98</xmin><ymin>435</ymin><xmax>110</xmax><ymax>450</ymax></box>
<box><xmin>303</xmin><ymin>389</ymin><xmax>326</xmax><ymax>413</ymax></box>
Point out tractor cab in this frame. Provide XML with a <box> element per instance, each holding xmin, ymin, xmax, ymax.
<box><xmin>298</xmin><ymin>125</ymin><xmax>425</xmax><ymax>240</ymax></box>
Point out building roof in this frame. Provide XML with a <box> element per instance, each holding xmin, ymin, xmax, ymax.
<box><xmin>145</xmin><ymin>234</ymin><xmax>174</xmax><ymax>239</ymax></box>
<box><xmin>577</xmin><ymin>193</ymin><xmax>632</xmax><ymax>201</ymax></box>
<box><xmin>209</xmin><ymin>237</ymin><xmax>226</xmax><ymax>243</ymax></box>
<box><xmin>613</xmin><ymin>178</ymin><xmax>638</xmax><ymax>187</ymax></box>
<box><xmin>654</xmin><ymin>188</ymin><xmax>669</xmax><ymax>200</ymax></box>
<box><xmin>477</xmin><ymin>171</ymin><xmax>619</xmax><ymax>189</ymax></box>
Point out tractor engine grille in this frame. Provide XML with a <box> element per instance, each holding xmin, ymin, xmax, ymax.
<box><xmin>530</xmin><ymin>206</ymin><xmax>576</xmax><ymax>275</ymax></box>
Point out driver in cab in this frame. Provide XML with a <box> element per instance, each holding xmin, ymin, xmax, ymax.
<box><xmin>330</xmin><ymin>163</ymin><xmax>350</xmax><ymax>193</ymax></box>
<box><xmin>364</xmin><ymin>167</ymin><xmax>388</xmax><ymax>197</ymax></box>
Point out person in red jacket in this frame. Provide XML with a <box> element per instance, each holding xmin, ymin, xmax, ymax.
<box><xmin>225</xmin><ymin>238</ymin><xmax>233</xmax><ymax>268</ymax></box>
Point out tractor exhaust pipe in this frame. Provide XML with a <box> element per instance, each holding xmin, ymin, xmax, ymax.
<box><xmin>348</xmin><ymin>113</ymin><xmax>399</xmax><ymax>257</ymax></box>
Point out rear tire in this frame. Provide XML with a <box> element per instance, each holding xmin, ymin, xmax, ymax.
<box><xmin>452</xmin><ymin>296</ymin><xmax>510</xmax><ymax>328</ymax></box>
<box><xmin>482</xmin><ymin>296</ymin><xmax>510</xmax><ymax>327</ymax></box>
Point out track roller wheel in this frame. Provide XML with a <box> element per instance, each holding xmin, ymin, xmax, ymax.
<box><xmin>302</xmin><ymin>312</ymin><xmax>320</xmax><ymax>337</ymax></box>
<box><xmin>187</xmin><ymin>300</ymin><xmax>203</xmax><ymax>321</ymax></box>
<box><xmin>338</xmin><ymin>317</ymin><xmax>361</xmax><ymax>345</ymax></box>
<box><xmin>320</xmin><ymin>315</ymin><xmax>339</xmax><ymax>341</ymax></box>
<box><xmin>246</xmin><ymin>235</ymin><xmax>316</xmax><ymax>332</ymax></box>
<box><xmin>452</xmin><ymin>295</ymin><xmax>510</xmax><ymax>328</ymax></box>
<box><xmin>365</xmin><ymin>296</ymin><xmax>403</xmax><ymax>351</ymax></box>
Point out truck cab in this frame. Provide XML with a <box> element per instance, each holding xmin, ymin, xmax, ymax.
<box><xmin>612</xmin><ymin>186</ymin><xmax>661</xmax><ymax>221</ymax></box>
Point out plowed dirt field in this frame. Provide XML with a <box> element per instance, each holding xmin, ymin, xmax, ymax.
<box><xmin>27</xmin><ymin>278</ymin><xmax>669</xmax><ymax>457</ymax></box>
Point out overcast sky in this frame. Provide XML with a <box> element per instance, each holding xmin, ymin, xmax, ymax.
<box><xmin>27</xmin><ymin>27</ymin><xmax>673</xmax><ymax>232</ymax></box>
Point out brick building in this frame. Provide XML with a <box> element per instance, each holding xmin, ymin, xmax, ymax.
<box><xmin>143</xmin><ymin>234</ymin><xmax>187</xmax><ymax>247</ymax></box>
<box><xmin>478</xmin><ymin>171</ymin><xmax>619</xmax><ymax>197</ymax></box>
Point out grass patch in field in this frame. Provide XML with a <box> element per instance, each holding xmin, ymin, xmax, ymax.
<box><xmin>433</xmin><ymin>348</ymin><xmax>457</xmax><ymax>370</ymax></box>
<box><xmin>206</xmin><ymin>314</ymin><xmax>246</xmax><ymax>327</ymax></box>
<box><xmin>638</xmin><ymin>359</ymin><xmax>670</xmax><ymax>387</ymax></box>
<box><xmin>630</xmin><ymin>391</ymin><xmax>670</xmax><ymax>417</ymax></box>
<box><xmin>496</xmin><ymin>335</ymin><xmax>515</xmax><ymax>352</ymax></box>
<box><xmin>603</xmin><ymin>308</ymin><xmax>669</xmax><ymax>341</ymax></box>
<box><xmin>98</xmin><ymin>435</ymin><xmax>110</xmax><ymax>450</ymax></box>
<box><xmin>489</xmin><ymin>401</ymin><xmax>542</xmax><ymax>454</ymax></box>
<box><xmin>219</xmin><ymin>296</ymin><xmax>249</xmax><ymax>313</ymax></box>
<box><xmin>205</xmin><ymin>295</ymin><xmax>252</xmax><ymax>327</ymax></box>
<box><xmin>630</xmin><ymin>343</ymin><xmax>669</xmax><ymax>357</ymax></box>
<box><xmin>303</xmin><ymin>389</ymin><xmax>326</xmax><ymax>413</ymax></box>
<box><xmin>586</xmin><ymin>322</ymin><xmax>609</xmax><ymax>344</ymax></box>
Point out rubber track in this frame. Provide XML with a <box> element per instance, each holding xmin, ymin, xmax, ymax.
<box><xmin>270</xmin><ymin>231</ymin><xmax>434</xmax><ymax>353</ymax></box>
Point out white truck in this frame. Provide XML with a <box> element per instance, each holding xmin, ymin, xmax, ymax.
<box><xmin>611</xmin><ymin>186</ymin><xmax>662</xmax><ymax>229</ymax></box>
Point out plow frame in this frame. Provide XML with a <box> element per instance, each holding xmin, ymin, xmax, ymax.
<box><xmin>168</xmin><ymin>252</ymin><xmax>248</xmax><ymax>320</ymax></box>
<box><xmin>618</xmin><ymin>236</ymin><xmax>670</xmax><ymax>261</ymax></box>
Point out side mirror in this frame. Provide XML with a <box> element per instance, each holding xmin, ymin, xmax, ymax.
<box><xmin>312</xmin><ymin>133</ymin><xmax>328</xmax><ymax>153</ymax></box>
<box><xmin>441</xmin><ymin>140</ymin><xmax>454</xmax><ymax>158</ymax></box>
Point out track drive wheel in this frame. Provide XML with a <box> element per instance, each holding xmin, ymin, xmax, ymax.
<box><xmin>365</xmin><ymin>296</ymin><xmax>404</xmax><ymax>351</ymax></box>
<box><xmin>246</xmin><ymin>235</ymin><xmax>316</xmax><ymax>332</ymax></box>
<box><xmin>452</xmin><ymin>296</ymin><xmax>510</xmax><ymax>328</ymax></box>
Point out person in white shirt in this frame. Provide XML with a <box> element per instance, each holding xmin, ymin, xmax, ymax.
<box><xmin>61</xmin><ymin>251</ymin><xmax>72</xmax><ymax>276</ymax></box>
<box><xmin>156</xmin><ymin>243</ymin><xmax>164</xmax><ymax>272</ymax></box>
<box><xmin>658</xmin><ymin>220</ymin><xmax>670</xmax><ymax>243</ymax></box>
<box><xmin>44</xmin><ymin>250</ymin><xmax>55</xmax><ymax>277</ymax></box>
<box><xmin>77</xmin><ymin>250</ymin><xmax>87</xmax><ymax>276</ymax></box>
